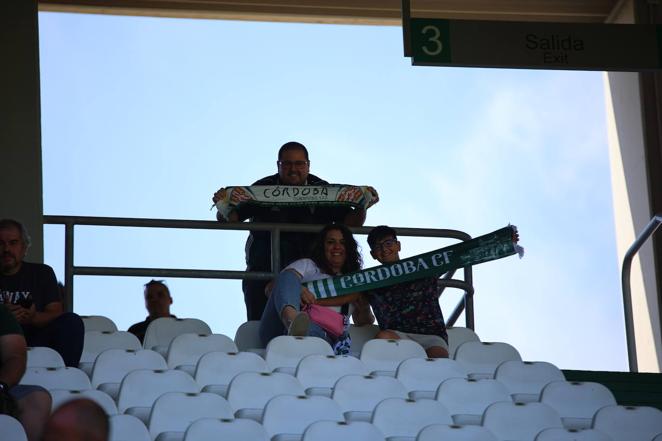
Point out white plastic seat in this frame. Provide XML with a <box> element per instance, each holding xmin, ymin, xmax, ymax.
<box><xmin>447</xmin><ymin>327</ymin><xmax>481</xmax><ymax>359</ymax></box>
<box><xmin>26</xmin><ymin>346</ymin><xmax>65</xmax><ymax>368</ymax></box>
<box><xmin>195</xmin><ymin>350</ymin><xmax>269</xmax><ymax>397</ymax></box>
<box><xmin>348</xmin><ymin>324</ymin><xmax>380</xmax><ymax>356</ymax></box>
<box><xmin>265</xmin><ymin>335</ymin><xmax>334</xmax><ymax>375</ymax></box>
<box><xmin>396</xmin><ymin>357</ymin><xmax>468</xmax><ymax>400</ymax></box>
<box><xmin>592</xmin><ymin>405</ymin><xmax>662</xmax><ymax>441</ymax></box>
<box><xmin>234</xmin><ymin>320</ymin><xmax>265</xmax><ymax>351</ymax></box>
<box><xmin>50</xmin><ymin>388</ymin><xmax>119</xmax><ymax>415</ymax></box>
<box><xmin>540</xmin><ymin>381</ymin><xmax>617</xmax><ymax>430</ymax></box>
<box><xmin>143</xmin><ymin>317</ymin><xmax>212</xmax><ymax>356</ymax></box>
<box><xmin>332</xmin><ymin>374</ymin><xmax>408</xmax><ymax>422</ymax></box>
<box><xmin>295</xmin><ymin>354</ymin><xmax>369</xmax><ymax>397</ymax></box>
<box><xmin>20</xmin><ymin>366</ymin><xmax>92</xmax><ymax>390</ymax></box>
<box><xmin>482</xmin><ymin>401</ymin><xmax>563</xmax><ymax>441</ymax></box>
<box><xmin>262</xmin><ymin>394</ymin><xmax>345</xmax><ymax>441</ymax></box>
<box><xmin>166</xmin><ymin>333</ymin><xmax>238</xmax><ymax>374</ymax></box>
<box><xmin>0</xmin><ymin>414</ymin><xmax>28</xmax><ymax>441</ymax></box>
<box><xmin>184</xmin><ymin>417</ymin><xmax>269</xmax><ymax>441</ymax></box>
<box><xmin>148</xmin><ymin>392</ymin><xmax>234</xmax><ymax>441</ymax></box>
<box><xmin>109</xmin><ymin>414</ymin><xmax>151</xmax><ymax>441</ymax></box>
<box><xmin>494</xmin><ymin>361</ymin><xmax>565</xmax><ymax>402</ymax></box>
<box><xmin>535</xmin><ymin>428</ymin><xmax>614</xmax><ymax>441</ymax></box>
<box><xmin>90</xmin><ymin>348</ymin><xmax>166</xmax><ymax>400</ymax></box>
<box><xmin>302</xmin><ymin>421</ymin><xmax>386</xmax><ymax>441</ymax></box>
<box><xmin>653</xmin><ymin>433</ymin><xmax>662</xmax><ymax>441</ymax></box>
<box><xmin>81</xmin><ymin>315</ymin><xmax>118</xmax><ymax>332</ymax></box>
<box><xmin>454</xmin><ymin>342</ymin><xmax>522</xmax><ymax>379</ymax></box>
<box><xmin>416</xmin><ymin>424</ymin><xmax>498</xmax><ymax>441</ymax></box>
<box><xmin>80</xmin><ymin>331</ymin><xmax>142</xmax><ymax>375</ymax></box>
<box><xmin>371</xmin><ymin>397</ymin><xmax>453</xmax><ymax>440</ymax></box>
<box><xmin>435</xmin><ymin>378</ymin><xmax>512</xmax><ymax>425</ymax></box>
<box><xmin>116</xmin><ymin>369</ymin><xmax>199</xmax><ymax>423</ymax></box>
<box><xmin>360</xmin><ymin>339</ymin><xmax>427</xmax><ymax>376</ymax></box>
<box><xmin>226</xmin><ymin>371</ymin><xmax>305</xmax><ymax>421</ymax></box>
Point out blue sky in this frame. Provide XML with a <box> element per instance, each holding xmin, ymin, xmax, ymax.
<box><xmin>39</xmin><ymin>12</ymin><xmax>625</xmax><ymax>371</ymax></box>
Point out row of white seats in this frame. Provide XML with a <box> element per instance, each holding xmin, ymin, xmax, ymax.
<box><xmin>80</xmin><ymin>315</ymin><xmax>482</xmax><ymax>358</ymax></box>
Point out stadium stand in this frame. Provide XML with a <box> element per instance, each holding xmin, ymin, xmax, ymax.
<box><xmin>20</xmin><ymin>366</ymin><xmax>91</xmax><ymax>390</ymax></box>
<box><xmin>265</xmin><ymin>335</ymin><xmax>334</xmax><ymax>374</ymax></box>
<box><xmin>534</xmin><ymin>427</ymin><xmax>614</xmax><ymax>441</ymax></box>
<box><xmin>395</xmin><ymin>357</ymin><xmax>468</xmax><ymax>399</ymax></box>
<box><xmin>109</xmin><ymin>414</ymin><xmax>151</xmax><ymax>441</ymax></box>
<box><xmin>482</xmin><ymin>401</ymin><xmax>564</xmax><ymax>441</ymax></box>
<box><xmin>359</xmin><ymin>339</ymin><xmax>427</xmax><ymax>376</ymax></box>
<box><xmin>348</xmin><ymin>324</ymin><xmax>380</xmax><ymax>356</ymax></box>
<box><xmin>416</xmin><ymin>423</ymin><xmax>498</xmax><ymax>441</ymax></box>
<box><xmin>80</xmin><ymin>331</ymin><xmax>142</xmax><ymax>375</ymax></box>
<box><xmin>81</xmin><ymin>315</ymin><xmax>118</xmax><ymax>332</ymax></box>
<box><xmin>225</xmin><ymin>371</ymin><xmax>306</xmax><ymax>420</ymax></box>
<box><xmin>446</xmin><ymin>326</ymin><xmax>481</xmax><ymax>358</ymax></box>
<box><xmin>165</xmin><ymin>332</ymin><xmax>237</xmax><ymax>374</ymax></box>
<box><xmin>302</xmin><ymin>420</ymin><xmax>385</xmax><ymax>441</ymax></box>
<box><xmin>261</xmin><ymin>394</ymin><xmax>345</xmax><ymax>441</ymax></box>
<box><xmin>591</xmin><ymin>405</ymin><xmax>662</xmax><ymax>441</ymax></box>
<box><xmin>183</xmin><ymin>417</ymin><xmax>270</xmax><ymax>441</ymax></box>
<box><xmin>0</xmin><ymin>414</ymin><xmax>28</xmax><ymax>441</ymax></box>
<box><xmin>49</xmin><ymin>388</ymin><xmax>118</xmax><ymax>415</ymax></box>
<box><xmin>332</xmin><ymin>374</ymin><xmax>408</xmax><ymax>421</ymax></box>
<box><xmin>147</xmin><ymin>392</ymin><xmax>234</xmax><ymax>441</ymax></box>
<box><xmin>539</xmin><ymin>381</ymin><xmax>617</xmax><ymax>429</ymax></box>
<box><xmin>195</xmin><ymin>350</ymin><xmax>269</xmax><ymax>397</ymax></box>
<box><xmin>370</xmin><ymin>397</ymin><xmax>453</xmax><ymax>439</ymax></box>
<box><xmin>234</xmin><ymin>320</ymin><xmax>265</xmax><ymax>352</ymax></box>
<box><xmin>295</xmin><ymin>354</ymin><xmax>370</xmax><ymax>397</ymax></box>
<box><xmin>494</xmin><ymin>361</ymin><xmax>566</xmax><ymax>403</ymax></box>
<box><xmin>26</xmin><ymin>346</ymin><xmax>65</xmax><ymax>368</ymax></box>
<box><xmin>435</xmin><ymin>377</ymin><xmax>512</xmax><ymax>425</ymax></box>
<box><xmin>91</xmin><ymin>348</ymin><xmax>167</xmax><ymax>399</ymax></box>
<box><xmin>454</xmin><ymin>341</ymin><xmax>522</xmax><ymax>379</ymax></box>
<box><xmin>142</xmin><ymin>317</ymin><xmax>211</xmax><ymax>356</ymax></box>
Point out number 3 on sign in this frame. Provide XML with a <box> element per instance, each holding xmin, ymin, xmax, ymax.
<box><xmin>421</xmin><ymin>25</ymin><xmax>443</xmax><ymax>56</ymax></box>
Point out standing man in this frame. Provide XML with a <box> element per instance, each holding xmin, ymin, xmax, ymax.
<box><xmin>0</xmin><ymin>219</ymin><xmax>84</xmax><ymax>367</ymax></box>
<box><xmin>212</xmin><ymin>141</ymin><xmax>367</xmax><ymax>320</ymax></box>
<box><xmin>127</xmin><ymin>279</ymin><xmax>176</xmax><ymax>343</ymax></box>
<box><xmin>355</xmin><ymin>225</ymin><xmax>449</xmax><ymax>358</ymax></box>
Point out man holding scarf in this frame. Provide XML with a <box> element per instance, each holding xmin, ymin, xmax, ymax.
<box><xmin>212</xmin><ymin>142</ymin><xmax>367</xmax><ymax>320</ymax></box>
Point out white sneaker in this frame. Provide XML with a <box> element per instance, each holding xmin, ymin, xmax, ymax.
<box><xmin>287</xmin><ymin>311</ymin><xmax>310</xmax><ymax>337</ymax></box>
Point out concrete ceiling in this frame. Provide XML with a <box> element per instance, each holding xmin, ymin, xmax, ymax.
<box><xmin>39</xmin><ymin>0</ymin><xmax>625</xmax><ymax>25</ymax></box>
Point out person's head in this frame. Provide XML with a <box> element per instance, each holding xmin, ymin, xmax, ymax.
<box><xmin>367</xmin><ymin>225</ymin><xmax>401</xmax><ymax>264</ymax></box>
<box><xmin>143</xmin><ymin>280</ymin><xmax>172</xmax><ymax>319</ymax></box>
<box><xmin>277</xmin><ymin>141</ymin><xmax>310</xmax><ymax>186</ymax></box>
<box><xmin>310</xmin><ymin>224</ymin><xmax>362</xmax><ymax>275</ymax></box>
<box><xmin>0</xmin><ymin>219</ymin><xmax>31</xmax><ymax>276</ymax></box>
<box><xmin>43</xmin><ymin>398</ymin><xmax>109</xmax><ymax>441</ymax></box>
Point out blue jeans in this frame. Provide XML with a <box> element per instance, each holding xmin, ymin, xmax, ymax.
<box><xmin>258</xmin><ymin>270</ymin><xmax>328</xmax><ymax>346</ymax></box>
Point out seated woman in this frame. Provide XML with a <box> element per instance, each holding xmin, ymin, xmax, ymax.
<box><xmin>258</xmin><ymin>224</ymin><xmax>368</xmax><ymax>354</ymax></box>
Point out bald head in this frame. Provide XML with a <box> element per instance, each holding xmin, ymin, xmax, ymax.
<box><xmin>44</xmin><ymin>398</ymin><xmax>109</xmax><ymax>441</ymax></box>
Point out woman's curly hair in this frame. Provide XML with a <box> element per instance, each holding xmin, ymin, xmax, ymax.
<box><xmin>309</xmin><ymin>224</ymin><xmax>362</xmax><ymax>275</ymax></box>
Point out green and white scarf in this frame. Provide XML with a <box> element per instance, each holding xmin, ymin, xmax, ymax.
<box><xmin>305</xmin><ymin>225</ymin><xmax>523</xmax><ymax>299</ymax></box>
<box><xmin>214</xmin><ymin>185</ymin><xmax>379</xmax><ymax>221</ymax></box>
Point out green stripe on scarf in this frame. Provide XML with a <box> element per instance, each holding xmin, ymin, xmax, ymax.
<box><xmin>305</xmin><ymin>225</ymin><xmax>522</xmax><ymax>299</ymax></box>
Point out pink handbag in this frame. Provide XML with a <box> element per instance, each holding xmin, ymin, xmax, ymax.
<box><xmin>303</xmin><ymin>304</ymin><xmax>345</xmax><ymax>338</ymax></box>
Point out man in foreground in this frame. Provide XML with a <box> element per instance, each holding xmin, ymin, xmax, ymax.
<box><xmin>0</xmin><ymin>219</ymin><xmax>84</xmax><ymax>367</ymax></box>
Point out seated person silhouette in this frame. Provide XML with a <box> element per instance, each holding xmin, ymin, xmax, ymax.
<box><xmin>128</xmin><ymin>280</ymin><xmax>176</xmax><ymax>344</ymax></box>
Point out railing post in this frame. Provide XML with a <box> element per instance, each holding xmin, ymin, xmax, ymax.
<box><xmin>64</xmin><ymin>222</ymin><xmax>74</xmax><ymax>313</ymax></box>
<box><xmin>621</xmin><ymin>214</ymin><xmax>662</xmax><ymax>373</ymax></box>
<box><xmin>271</xmin><ymin>226</ymin><xmax>281</xmax><ymax>275</ymax></box>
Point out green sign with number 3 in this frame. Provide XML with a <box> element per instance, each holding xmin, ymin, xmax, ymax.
<box><xmin>411</xmin><ymin>18</ymin><xmax>451</xmax><ymax>64</ymax></box>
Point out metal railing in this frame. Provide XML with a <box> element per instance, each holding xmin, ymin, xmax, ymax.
<box><xmin>621</xmin><ymin>213</ymin><xmax>662</xmax><ymax>372</ymax></box>
<box><xmin>44</xmin><ymin>215</ymin><xmax>476</xmax><ymax>328</ymax></box>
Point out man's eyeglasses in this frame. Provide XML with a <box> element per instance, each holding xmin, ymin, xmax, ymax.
<box><xmin>277</xmin><ymin>160</ymin><xmax>309</xmax><ymax>168</ymax></box>
<box><xmin>372</xmin><ymin>238</ymin><xmax>398</xmax><ymax>251</ymax></box>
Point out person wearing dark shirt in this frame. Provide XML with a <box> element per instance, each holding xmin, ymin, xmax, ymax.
<box><xmin>0</xmin><ymin>304</ymin><xmax>52</xmax><ymax>441</ymax></box>
<box><xmin>212</xmin><ymin>142</ymin><xmax>367</xmax><ymax>320</ymax></box>
<box><xmin>127</xmin><ymin>280</ymin><xmax>176</xmax><ymax>343</ymax></box>
<box><xmin>354</xmin><ymin>225</ymin><xmax>449</xmax><ymax>358</ymax></box>
<box><xmin>0</xmin><ymin>219</ymin><xmax>84</xmax><ymax>367</ymax></box>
